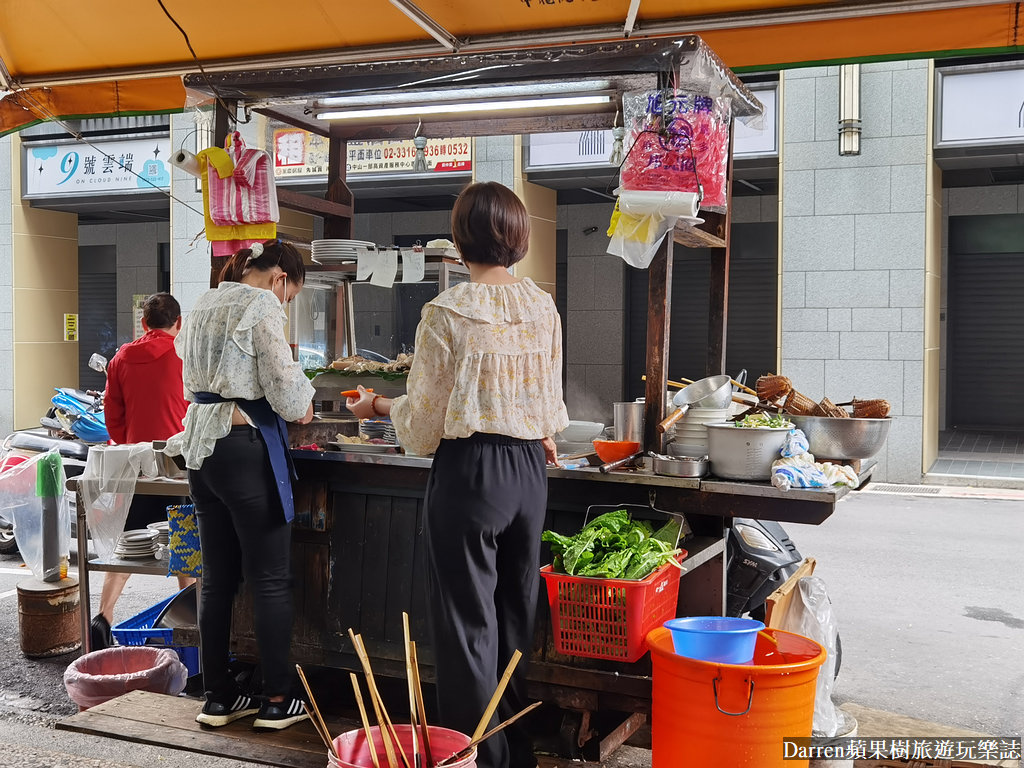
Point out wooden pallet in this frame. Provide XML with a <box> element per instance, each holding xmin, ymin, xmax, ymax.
<box><xmin>58</xmin><ymin>690</ymin><xmax>354</xmax><ymax>768</ymax></box>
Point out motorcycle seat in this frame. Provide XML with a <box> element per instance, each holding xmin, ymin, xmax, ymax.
<box><xmin>7</xmin><ymin>431</ymin><xmax>90</xmax><ymax>461</ymax></box>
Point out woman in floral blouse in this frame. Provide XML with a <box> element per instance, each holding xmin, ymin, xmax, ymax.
<box><xmin>169</xmin><ymin>239</ymin><xmax>314</xmax><ymax>732</ymax></box>
<box><xmin>348</xmin><ymin>182</ymin><xmax>569</xmax><ymax>768</ymax></box>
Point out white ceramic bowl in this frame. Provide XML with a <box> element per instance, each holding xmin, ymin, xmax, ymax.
<box><xmin>558</xmin><ymin>420</ymin><xmax>606</xmax><ymax>443</ymax></box>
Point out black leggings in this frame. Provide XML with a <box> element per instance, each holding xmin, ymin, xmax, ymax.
<box><xmin>188</xmin><ymin>425</ymin><xmax>294</xmax><ymax>697</ymax></box>
<box><xmin>425</xmin><ymin>432</ymin><xmax>547</xmax><ymax>768</ymax></box>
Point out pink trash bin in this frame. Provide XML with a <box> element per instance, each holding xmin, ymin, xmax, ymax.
<box><xmin>64</xmin><ymin>646</ymin><xmax>188</xmax><ymax>710</ymax></box>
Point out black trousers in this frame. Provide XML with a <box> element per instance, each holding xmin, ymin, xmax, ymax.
<box><xmin>188</xmin><ymin>425</ymin><xmax>294</xmax><ymax>697</ymax></box>
<box><xmin>425</xmin><ymin>433</ymin><xmax>547</xmax><ymax>768</ymax></box>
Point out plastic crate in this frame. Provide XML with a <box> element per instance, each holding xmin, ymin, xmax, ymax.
<box><xmin>541</xmin><ymin>553</ymin><xmax>686</xmax><ymax>663</ymax></box>
<box><xmin>111</xmin><ymin>592</ymin><xmax>200</xmax><ymax>677</ymax></box>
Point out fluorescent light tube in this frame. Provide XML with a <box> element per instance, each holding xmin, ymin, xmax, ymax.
<box><xmin>315</xmin><ymin>79</ymin><xmax>613</xmax><ymax>108</ymax></box>
<box><xmin>317</xmin><ymin>94</ymin><xmax>612</xmax><ymax>121</ymax></box>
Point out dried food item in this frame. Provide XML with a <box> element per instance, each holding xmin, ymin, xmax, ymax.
<box><xmin>328</xmin><ymin>352</ymin><xmax>413</xmax><ymax>374</ymax></box>
<box><xmin>756</xmin><ymin>374</ymin><xmax>793</xmax><ymax>402</ymax></box>
<box><xmin>783</xmin><ymin>389</ymin><xmax>818</xmax><ymax>416</ymax></box>
<box><xmin>812</xmin><ymin>398</ymin><xmax>850</xmax><ymax>418</ymax></box>
<box><xmin>852</xmin><ymin>398</ymin><xmax>891</xmax><ymax>418</ymax></box>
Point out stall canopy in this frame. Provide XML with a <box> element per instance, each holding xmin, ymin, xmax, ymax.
<box><xmin>0</xmin><ymin>0</ymin><xmax>1020</xmax><ymax>135</ymax></box>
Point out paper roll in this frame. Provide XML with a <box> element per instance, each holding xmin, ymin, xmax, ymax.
<box><xmin>615</xmin><ymin>189</ymin><xmax>700</xmax><ymax>218</ymax></box>
<box><xmin>170</xmin><ymin>149</ymin><xmax>202</xmax><ymax>178</ymax></box>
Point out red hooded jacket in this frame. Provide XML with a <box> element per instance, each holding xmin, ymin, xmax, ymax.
<box><xmin>104</xmin><ymin>329</ymin><xmax>188</xmax><ymax>444</ymax></box>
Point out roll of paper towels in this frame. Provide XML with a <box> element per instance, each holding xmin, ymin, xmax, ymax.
<box><xmin>170</xmin><ymin>149</ymin><xmax>202</xmax><ymax>178</ymax></box>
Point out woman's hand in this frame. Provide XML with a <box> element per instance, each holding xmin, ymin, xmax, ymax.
<box><xmin>296</xmin><ymin>402</ymin><xmax>314</xmax><ymax>425</ymax></box>
<box><xmin>541</xmin><ymin>436</ymin><xmax>560</xmax><ymax>466</ymax></box>
<box><xmin>345</xmin><ymin>385</ymin><xmax>378</xmax><ymax>420</ymax></box>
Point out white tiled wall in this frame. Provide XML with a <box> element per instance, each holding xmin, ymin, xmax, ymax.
<box><xmin>781</xmin><ymin>63</ymin><xmax>930</xmax><ymax>482</ymax></box>
<box><xmin>0</xmin><ymin>136</ymin><xmax>12</xmax><ymax>438</ymax></box>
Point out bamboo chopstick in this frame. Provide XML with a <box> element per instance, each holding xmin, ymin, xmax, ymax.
<box><xmin>409</xmin><ymin>641</ymin><xmax>433</xmax><ymax>768</ymax></box>
<box><xmin>348</xmin><ymin>629</ymin><xmax>409</xmax><ymax>768</ymax></box>
<box><xmin>402</xmin><ymin>613</ymin><xmax>421</xmax><ymax>768</ymax></box>
<box><xmin>296</xmin><ymin>664</ymin><xmax>340</xmax><ymax>760</ymax></box>
<box><xmin>643</xmin><ymin>373</ymin><xmax>758</xmax><ymax>396</ymax></box>
<box><xmin>471</xmin><ymin>649</ymin><xmax>522</xmax><ymax>742</ymax></box>
<box><xmin>350</xmin><ymin>672</ymin><xmax>381</xmax><ymax>768</ymax></box>
<box><xmin>437</xmin><ymin>701</ymin><xmax>543</xmax><ymax>767</ymax></box>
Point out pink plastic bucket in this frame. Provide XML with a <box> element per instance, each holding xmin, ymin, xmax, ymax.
<box><xmin>330</xmin><ymin>724</ymin><xmax>476</xmax><ymax>768</ymax></box>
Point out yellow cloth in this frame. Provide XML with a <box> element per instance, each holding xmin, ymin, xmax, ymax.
<box><xmin>195</xmin><ymin>147</ymin><xmax>276</xmax><ymax>243</ymax></box>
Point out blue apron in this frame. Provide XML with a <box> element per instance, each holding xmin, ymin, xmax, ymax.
<box><xmin>193</xmin><ymin>392</ymin><xmax>297</xmax><ymax>523</ymax></box>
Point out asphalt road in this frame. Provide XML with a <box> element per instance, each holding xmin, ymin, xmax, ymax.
<box><xmin>0</xmin><ymin>486</ymin><xmax>1020</xmax><ymax>764</ymax></box>
<box><xmin>790</xmin><ymin>487</ymin><xmax>1024</xmax><ymax>739</ymax></box>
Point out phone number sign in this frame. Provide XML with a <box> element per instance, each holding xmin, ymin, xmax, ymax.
<box><xmin>272</xmin><ymin>128</ymin><xmax>471</xmax><ymax>177</ymax></box>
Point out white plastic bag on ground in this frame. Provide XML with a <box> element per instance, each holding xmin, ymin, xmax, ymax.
<box><xmin>0</xmin><ymin>449</ymin><xmax>69</xmax><ymax>581</ymax></box>
<box><xmin>776</xmin><ymin>576</ymin><xmax>841</xmax><ymax>737</ymax></box>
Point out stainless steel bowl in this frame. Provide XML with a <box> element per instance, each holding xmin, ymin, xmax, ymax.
<box><xmin>789</xmin><ymin>415</ymin><xmax>892</xmax><ymax>459</ymax></box>
<box><xmin>651</xmin><ymin>454</ymin><xmax>709</xmax><ymax>477</ymax></box>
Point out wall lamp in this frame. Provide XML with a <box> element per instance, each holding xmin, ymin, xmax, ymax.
<box><xmin>839</xmin><ymin>63</ymin><xmax>862</xmax><ymax>156</ymax></box>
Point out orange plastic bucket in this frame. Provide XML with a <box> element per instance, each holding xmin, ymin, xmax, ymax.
<box><xmin>648</xmin><ymin>626</ymin><xmax>825</xmax><ymax>768</ymax></box>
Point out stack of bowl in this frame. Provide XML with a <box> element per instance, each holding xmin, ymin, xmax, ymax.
<box><xmin>667</xmin><ymin>407</ymin><xmax>729</xmax><ymax>457</ymax></box>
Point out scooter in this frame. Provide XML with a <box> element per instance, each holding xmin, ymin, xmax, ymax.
<box><xmin>725</xmin><ymin>517</ymin><xmax>842</xmax><ymax>676</ymax></box>
<box><xmin>42</xmin><ymin>354</ymin><xmax>109</xmax><ymax>444</ymax></box>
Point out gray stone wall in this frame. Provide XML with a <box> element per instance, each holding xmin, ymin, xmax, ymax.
<box><xmin>79</xmin><ymin>222</ymin><xmax>170</xmax><ymax>345</ymax></box>
<box><xmin>781</xmin><ymin>62</ymin><xmax>930</xmax><ymax>482</ymax></box>
<box><xmin>560</xmin><ymin>201</ymin><xmax>625</xmax><ymax>424</ymax></box>
<box><xmin>0</xmin><ymin>136</ymin><xmax>12</xmax><ymax>438</ymax></box>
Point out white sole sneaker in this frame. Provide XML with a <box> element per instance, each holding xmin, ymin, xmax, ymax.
<box><xmin>195</xmin><ymin>694</ymin><xmax>260</xmax><ymax>727</ymax></box>
<box><xmin>253</xmin><ymin>698</ymin><xmax>310</xmax><ymax>731</ymax></box>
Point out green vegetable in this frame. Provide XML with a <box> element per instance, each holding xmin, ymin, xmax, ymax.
<box><xmin>543</xmin><ymin>509</ymin><xmax>684</xmax><ymax>580</ymax></box>
<box><xmin>303</xmin><ymin>367</ymin><xmax>410</xmax><ymax>381</ymax></box>
<box><xmin>734</xmin><ymin>412</ymin><xmax>793</xmax><ymax>429</ymax></box>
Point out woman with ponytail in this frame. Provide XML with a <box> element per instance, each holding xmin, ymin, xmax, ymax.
<box><xmin>167</xmin><ymin>239</ymin><xmax>315</xmax><ymax>731</ymax></box>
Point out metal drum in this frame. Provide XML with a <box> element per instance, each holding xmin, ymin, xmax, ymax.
<box><xmin>17</xmin><ymin>576</ymin><xmax>81</xmax><ymax>657</ymax></box>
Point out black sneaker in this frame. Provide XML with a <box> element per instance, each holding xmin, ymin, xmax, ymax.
<box><xmin>195</xmin><ymin>691</ymin><xmax>260</xmax><ymax>727</ymax></box>
<box><xmin>252</xmin><ymin>697</ymin><xmax>310</xmax><ymax>731</ymax></box>
<box><xmin>90</xmin><ymin>615</ymin><xmax>111</xmax><ymax>651</ymax></box>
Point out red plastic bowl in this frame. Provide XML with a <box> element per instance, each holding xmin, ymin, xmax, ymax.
<box><xmin>592</xmin><ymin>439</ymin><xmax>641</xmax><ymax>464</ymax></box>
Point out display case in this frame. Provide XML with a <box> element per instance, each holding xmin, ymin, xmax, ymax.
<box><xmin>290</xmin><ymin>255</ymin><xmax>469</xmax><ymax>370</ymax></box>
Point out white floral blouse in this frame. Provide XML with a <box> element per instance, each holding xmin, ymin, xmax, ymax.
<box><xmin>166</xmin><ymin>281</ymin><xmax>314</xmax><ymax>470</ymax></box>
<box><xmin>390</xmin><ymin>278</ymin><xmax>570</xmax><ymax>456</ymax></box>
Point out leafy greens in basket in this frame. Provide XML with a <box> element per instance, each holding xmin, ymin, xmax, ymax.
<box><xmin>542</xmin><ymin>509</ymin><xmax>684</xmax><ymax>580</ymax></box>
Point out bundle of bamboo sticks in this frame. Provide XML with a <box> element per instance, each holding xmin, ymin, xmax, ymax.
<box><xmin>298</xmin><ymin>615</ymin><xmax>538</xmax><ymax>768</ymax></box>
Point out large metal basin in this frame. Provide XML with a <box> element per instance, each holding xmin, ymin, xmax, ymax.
<box><xmin>790</xmin><ymin>415</ymin><xmax>891</xmax><ymax>459</ymax></box>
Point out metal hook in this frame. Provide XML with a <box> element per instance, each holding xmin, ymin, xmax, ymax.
<box><xmin>414</xmin><ymin>118</ymin><xmax>423</xmax><ymax>138</ymax></box>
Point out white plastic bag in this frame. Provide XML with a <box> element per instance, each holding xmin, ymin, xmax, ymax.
<box><xmin>0</xmin><ymin>449</ymin><xmax>69</xmax><ymax>581</ymax></box>
<box><xmin>79</xmin><ymin>444</ymin><xmax>154</xmax><ymax>560</ymax></box>
<box><xmin>776</xmin><ymin>576</ymin><xmax>841</xmax><ymax>737</ymax></box>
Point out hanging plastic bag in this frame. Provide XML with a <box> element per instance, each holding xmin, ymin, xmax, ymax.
<box><xmin>606</xmin><ymin>189</ymin><xmax>702</xmax><ymax>269</ymax></box>
<box><xmin>206</xmin><ymin>131</ymin><xmax>280</xmax><ymax>227</ymax></box>
<box><xmin>776</xmin><ymin>576</ymin><xmax>841</xmax><ymax>737</ymax></box>
<box><xmin>620</xmin><ymin>89</ymin><xmax>731</xmax><ymax>212</ymax></box>
<box><xmin>78</xmin><ymin>444</ymin><xmax>154</xmax><ymax>561</ymax></box>
<box><xmin>0</xmin><ymin>449</ymin><xmax>69</xmax><ymax>581</ymax></box>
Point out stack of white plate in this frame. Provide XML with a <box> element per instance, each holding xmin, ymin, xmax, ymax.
<box><xmin>146</xmin><ymin>520</ymin><xmax>170</xmax><ymax>548</ymax></box>
<box><xmin>311</xmin><ymin>239</ymin><xmax>376</xmax><ymax>264</ymax></box>
<box><xmin>668</xmin><ymin>407</ymin><xmax>729</xmax><ymax>457</ymax></box>
<box><xmin>114</xmin><ymin>528</ymin><xmax>160</xmax><ymax>560</ymax></box>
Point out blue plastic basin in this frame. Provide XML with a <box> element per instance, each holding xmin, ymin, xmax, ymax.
<box><xmin>663</xmin><ymin>616</ymin><xmax>765</xmax><ymax>664</ymax></box>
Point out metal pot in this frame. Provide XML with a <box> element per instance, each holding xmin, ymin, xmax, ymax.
<box><xmin>657</xmin><ymin>375</ymin><xmax>732</xmax><ymax>433</ymax></box>
<box><xmin>651</xmin><ymin>454</ymin><xmax>708</xmax><ymax>478</ymax></box>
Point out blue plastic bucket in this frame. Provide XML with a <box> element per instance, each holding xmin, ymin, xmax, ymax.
<box><xmin>664</xmin><ymin>616</ymin><xmax>765</xmax><ymax>664</ymax></box>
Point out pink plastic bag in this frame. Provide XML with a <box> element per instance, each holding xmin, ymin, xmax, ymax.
<box><xmin>207</xmin><ymin>131</ymin><xmax>279</xmax><ymax>227</ymax></box>
<box><xmin>620</xmin><ymin>90</ymin><xmax>731</xmax><ymax>211</ymax></box>
<box><xmin>63</xmin><ymin>646</ymin><xmax>187</xmax><ymax>710</ymax></box>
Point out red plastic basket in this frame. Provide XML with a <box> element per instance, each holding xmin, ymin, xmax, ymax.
<box><xmin>541</xmin><ymin>552</ymin><xmax>686</xmax><ymax>663</ymax></box>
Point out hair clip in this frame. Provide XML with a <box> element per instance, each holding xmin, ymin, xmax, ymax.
<box><xmin>246</xmin><ymin>242</ymin><xmax>265</xmax><ymax>262</ymax></box>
